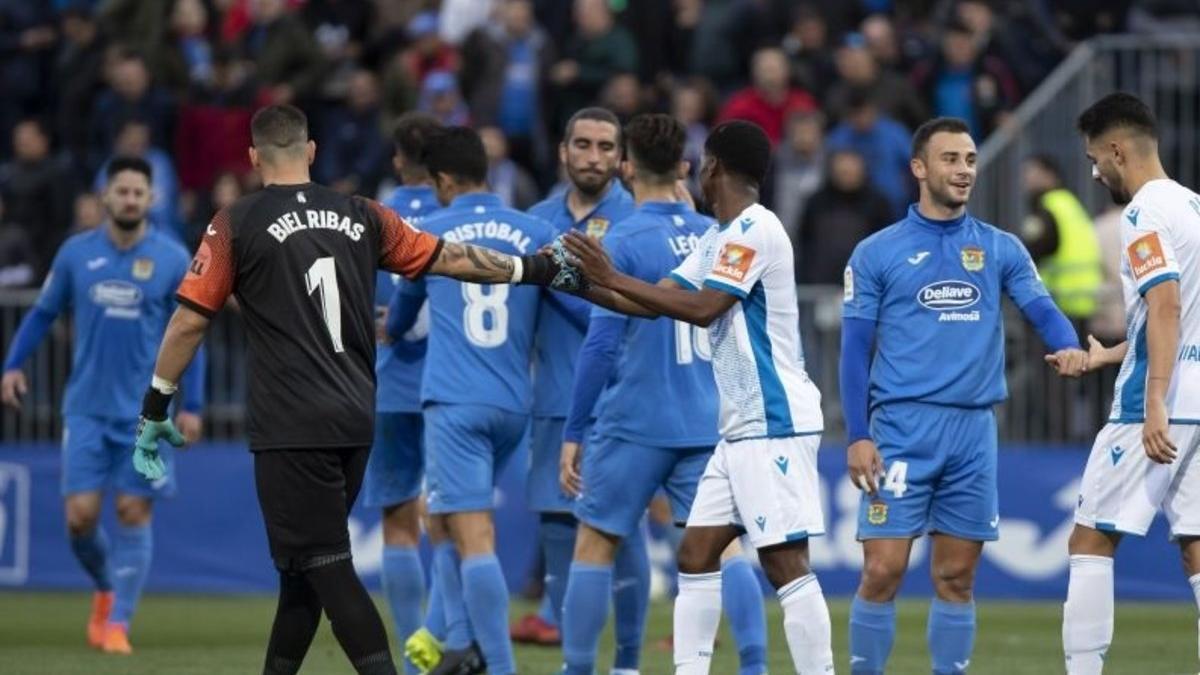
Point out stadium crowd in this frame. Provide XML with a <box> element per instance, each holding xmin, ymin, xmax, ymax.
<box><xmin>0</xmin><ymin>0</ymin><xmax>1162</xmax><ymax>293</ymax></box>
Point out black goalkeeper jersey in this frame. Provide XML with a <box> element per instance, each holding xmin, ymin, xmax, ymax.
<box><xmin>177</xmin><ymin>182</ymin><xmax>442</xmax><ymax>450</ymax></box>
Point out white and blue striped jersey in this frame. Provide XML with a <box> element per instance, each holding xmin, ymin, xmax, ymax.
<box><xmin>670</xmin><ymin>203</ymin><xmax>823</xmax><ymax>441</ymax></box>
<box><xmin>1110</xmin><ymin>178</ymin><xmax>1200</xmax><ymax>423</ymax></box>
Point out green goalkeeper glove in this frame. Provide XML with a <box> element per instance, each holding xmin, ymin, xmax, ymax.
<box><xmin>133</xmin><ymin>378</ymin><xmax>184</xmax><ymax>481</ymax></box>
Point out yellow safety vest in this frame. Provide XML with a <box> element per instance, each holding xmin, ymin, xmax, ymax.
<box><xmin>1037</xmin><ymin>188</ymin><xmax>1102</xmax><ymax>318</ymax></box>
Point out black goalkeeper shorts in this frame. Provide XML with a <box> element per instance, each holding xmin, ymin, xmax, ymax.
<box><xmin>254</xmin><ymin>446</ymin><xmax>369</xmax><ymax>571</ymax></box>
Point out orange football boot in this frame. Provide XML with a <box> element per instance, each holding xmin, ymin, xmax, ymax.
<box><xmin>87</xmin><ymin>591</ymin><xmax>114</xmax><ymax>649</ymax></box>
<box><xmin>100</xmin><ymin>622</ymin><xmax>132</xmax><ymax>655</ymax></box>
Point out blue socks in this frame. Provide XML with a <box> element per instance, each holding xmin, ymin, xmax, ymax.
<box><xmin>539</xmin><ymin>514</ymin><xmax>577</xmax><ymax>626</ymax></box>
<box><xmin>381</xmin><ymin>545</ymin><xmax>424</xmax><ymax>667</ymax></box>
<box><xmin>70</xmin><ymin>527</ymin><xmax>111</xmax><ymax>592</ymax></box>
<box><xmin>928</xmin><ymin>598</ymin><xmax>975</xmax><ymax>675</ymax></box>
<box><xmin>432</xmin><ymin>542</ymin><xmax>472</xmax><ymax>650</ymax></box>
<box><xmin>849</xmin><ymin>595</ymin><xmax>895</xmax><ymax>675</ymax></box>
<box><xmin>461</xmin><ymin>554</ymin><xmax>515</xmax><ymax>675</ymax></box>
<box><xmin>561</xmin><ymin>562</ymin><xmax>612</xmax><ymax>675</ymax></box>
<box><xmin>722</xmin><ymin>557</ymin><xmax>767</xmax><ymax>675</ymax></box>
<box><xmin>612</xmin><ymin>531</ymin><xmax>650</xmax><ymax>671</ymax></box>
<box><xmin>109</xmin><ymin>523</ymin><xmax>152</xmax><ymax>626</ymax></box>
<box><xmin>424</xmin><ymin>567</ymin><xmax>446</xmax><ymax>639</ymax></box>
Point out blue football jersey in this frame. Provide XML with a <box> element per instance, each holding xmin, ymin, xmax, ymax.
<box><xmin>415</xmin><ymin>192</ymin><xmax>555</xmax><ymax>412</ymax></box>
<box><xmin>376</xmin><ymin>185</ymin><xmax>439</xmax><ymax>413</ymax></box>
<box><xmin>527</xmin><ymin>183</ymin><xmax>634</xmax><ymax>417</ymax></box>
<box><xmin>592</xmin><ymin>201</ymin><xmax>720</xmax><ymax>447</ymax></box>
<box><xmin>35</xmin><ymin>227</ymin><xmax>192</xmax><ymax>418</ymax></box>
<box><xmin>843</xmin><ymin>205</ymin><xmax>1049</xmax><ymax>409</ymax></box>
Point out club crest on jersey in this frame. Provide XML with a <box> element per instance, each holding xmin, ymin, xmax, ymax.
<box><xmin>867</xmin><ymin>502</ymin><xmax>888</xmax><ymax>525</ymax></box>
<box><xmin>132</xmin><ymin>258</ymin><xmax>154</xmax><ymax>280</ymax></box>
<box><xmin>961</xmin><ymin>246</ymin><xmax>985</xmax><ymax>272</ymax></box>
<box><xmin>586</xmin><ymin>217</ymin><xmax>609</xmax><ymax>238</ymax></box>
<box><xmin>1127</xmin><ymin>233</ymin><xmax>1166</xmax><ymax>280</ymax></box>
<box><xmin>713</xmin><ymin>243</ymin><xmax>756</xmax><ymax>282</ymax></box>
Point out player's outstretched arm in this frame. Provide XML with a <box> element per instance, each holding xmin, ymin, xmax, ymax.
<box><xmin>563</xmin><ymin>231</ymin><xmax>735</xmax><ymax>326</ymax></box>
<box><xmin>1144</xmin><ymin>279</ymin><xmax>1181</xmax><ymax>463</ymax></box>
<box><xmin>1083</xmin><ymin>334</ymin><xmax>1128</xmax><ymax>369</ymax></box>
<box><xmin>426</xmin><ymin>240</ymin><xmax>566</xmax><ymax>287</ymax></box>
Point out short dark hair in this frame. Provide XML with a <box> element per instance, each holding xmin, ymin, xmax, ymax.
<box><xmin>392</xmin><ymin>112</ymin><xmax>442</xmax><ymax>163</ymax></box>
<box><xmin>1076</xmin><ymin>92</ymin><xmax>1158</xmax><ymax>140</ymax></box>
<box><xmin>911</xmin><ymin>117</ymin><xmax>971</xmax><ymax>158</ymax></box>
<box><xmin>107</xmin><ymin>155</ymin><xmax>153</xmax><ymax>183</ymax></box>
<box><xmin>251</xmin><ymin>104</ymin><xmax>309</xmax><ymax>152</ymax></box>
<box><xmin>423</xmin><ymin>126</ymin><xmax>488</xmax><ymax>185</ymax></box>
<box><xmin>564</xmin><ymin>107</ymin><xmax>622</xmax><ymax>145</ymax></box>
<box><xmin>705</xmin><ymin>120</ymin><xmax>771</xmax><ymax>187</ymax></box>
<box><xmin>624</xmin><ymin>114</ymin><xmax>685</xmax><ymax>181</ymax></box>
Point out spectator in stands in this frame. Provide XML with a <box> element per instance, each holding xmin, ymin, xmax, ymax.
<box><xmin>55</xmin><ymin>9</ymin><xmax>106</xmax><ymax>175</ymax></box>
<box><xmin>718</xmin><ymin>47</ymin><xmax>817</xmax><ymax>145</ymax></box>
<box><xmin>796</xmin><ymin>148</ymin><xmax>893</xmax><ymax>285</ymax></box>
<box><xmin>315</xmin><ymin>70</ymin><xmax>390</xmax><ymax>197</ymax></box>
<box><xmin>94</xmin><ymin>119</ymin><xmax>182</xmax><ymax>240</ymax></box>
<box><xmin>780</xmin><ymin>4</ymin><xmax>837</xmax><ymax>99</ymax></box>
<box><xmin>417</xmin><ymin>70</ymin><xmax>470</xmax><ymax>127</ymax></box>
<box><xmin>825</xmin><ymin>87</ymin><xmax>913</xmax><ymax>217</ymax></box>
<box><xmin>0</xmin><ymin>119</ymin><xmax>73</xmax><ymax>274</ymax></box>
<box><xmin>480</xmin><ymin>126</ymin><xmax>539</xmax><ymax>210</ymax></box>
<box><xmin>459</xmin><ymin>0</ymin><xmax>554</xmax><ymax>178</ymax></box>
<box><xmin>88</xmin><ymin>49</ymin><xmax>175</xmax><ymax>171</ymax></box>
<box><xmin>0</xmin><ymin>1</ymin><xmax>57</xmax><ymax>158</ymax></box>
<box><xmin>0</xmin><ymin>195</ymin><xmax>37</xmax><ymax>288</ymax></box>
<box><xmin>549</xmin><ymin>0</ymin><xmax>638</xmax><ymax>132</ymax></box>
<box><xmin>162</xmin><ymin>0</ymin><xmax>216</xmax><ymax>95</ymax></box>
<box><xmin>1019</xmin><ymin>154</ymin><xmax>1102</xmax><ymax>321</ymax></box>
<box><xmin>860</xmin><ymin>13</ymin><xmax>921</xmax><ymax>75</ymax></box>
<box><xmin>672</xmin><ymin>78</ymin><xmax>717</xmax><ymax>196</ymax></box>
<box><xmin>600</xmin><ymin>73</ymin><xmax>643</xmax><ymax>125</ymax></box>
<box><xmin>687</xmin><ymin>0</ymin><xmax>766</xmax><ymax>92</ymax></box>
<box><xmin>239</xmin><ymin>0</ymin><xmax>327</xmax><ymax>104</ymax></box>
<box><xmin>401</xmin><ymin>11</ymin><xmax>459</xmax><ymax>88</ymax></box>
<box><xmin>96</xmin><ymin>0</ymin><xmax>169</xmax><ymax>80</ymax></box>
<box><xmin>772</xmin><ymin>110</ymin><xmax>826</xmax><ymax>244</ymax></box>
<box><xmin>825</xmin><ymin>32</ymin><xmax>927</xmax><ymax>133</ymax></box>
<box><xmin>440</xmin><ymin>0</ymin><xmax>495</xmax><ymax>46</ymax></box>
<box><xmin>73</xmin><ymin>193</ymin><xmax>105</xmax><ymax>232</ymax></box>
<box><xmin>910</xmin><ymin>18</ymin><xmax>1020</xmax><ymax>139</ymax></box>
<box><xmin>302</xmin><ymin>0</ymin><xmax>374</xmax><ymax>87</ymax></box>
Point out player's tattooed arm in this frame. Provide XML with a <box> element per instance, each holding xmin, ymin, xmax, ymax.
<box><xmin>428</xmin><ymin>241</ymin><xmax>564</xmax><ymax>286</ymax></box>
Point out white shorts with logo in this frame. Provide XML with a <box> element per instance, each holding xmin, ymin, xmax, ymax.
<box><xmin>686</xmin><ymin>434</ymin><xmax>825</xmax><ymax>548</ymax></box>
<box><xmin>1075</xmin><ymin>422</ymin><xmax>1200</xmax><ymax>538</ymax></box>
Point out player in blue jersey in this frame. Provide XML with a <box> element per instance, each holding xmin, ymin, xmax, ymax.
<box><xmin>558</xmin><ymin>113</ymin><xmax>769</xmax><ymax>675</ymax></box>
<box><xmin>361</xmin><ymin>113</ymin><xmax>443</xmax><ymax>668</ymax></box>
<box><xmin>839</xmin><ymin>118</ymin><xmax>1088</xmax><ymax>675</ymax></box>
<box><xmin>389</xmin><ymin>126</ymin><xmax>555</xmax><ymax>675</ymax></box>
<box><xmin>563</xmin><ymin>120</ymin><xmax>834</xmax><ymax>674</ymax></box>
<box><xmin>1</xmin><ymin>157</ymin><xmax>206</xmax><ymax>654</ymax></box>
<box><xmin>520</xmin><ymin>107</ymin><xmax>648</xmax><ymax>654</ymax></box>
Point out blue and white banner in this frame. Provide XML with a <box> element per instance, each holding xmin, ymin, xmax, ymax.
<box><xmin>0</xmin><ymin>443</ymin><xmax>1190</xmax><ymax>600</ymax></box>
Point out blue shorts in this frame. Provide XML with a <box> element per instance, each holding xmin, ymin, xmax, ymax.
<box><xmin>574</xmin><ymin>432</ymin><xmax>712</xmax><ymax>538</ymax></box>
<box><xmin>362</xmin><ymin>412</ymin><xmax>424</xmax><ymax>509</ymax></box>
<box><xmin>858</xmin><ymin>402</ymin><xmax>998</xmax><ymax>541</ymax></box>
<box><xmin>424</xmin><ymin>403</ymin><xmax>527</xmax><ymax>514</ymax></box>
<box><xmin>62</xmin><ymin>415</ymin><xmax>176</xmax><ymax>498</ymax></box>
<box><xmin>527</xmin><ymin>416</ymin><xmax>577</xmax><ymax>513</ymax></box>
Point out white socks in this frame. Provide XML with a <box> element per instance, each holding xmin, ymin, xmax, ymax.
<box><xmin>1189</xmin><ymin>572</ymin><xmax>1200</xmax><ymax>662</ymax></box>
<box><xmin>778</xmin><ymin>573</ymin><xmax>834</xmax><ymax>674</ymax></box>
<box><xmin>1063</xmin><ymin>554</ymin><xmax>1114</xmax><ymax>675</ymax></box>
<box><xmin>674</xmin><ymin>572</ymin><xmax>722</xmax><ymax>675</ymax></box>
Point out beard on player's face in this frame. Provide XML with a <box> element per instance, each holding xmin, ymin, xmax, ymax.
<box><xmin>567</xmin><ymin>162</ymin><xmax>613</xmax><ymax>197</ymax></box>
<box><xmin>107</xmin><ymin>203</ymin><xmax>147</xmax><ymax>231</ymax></box>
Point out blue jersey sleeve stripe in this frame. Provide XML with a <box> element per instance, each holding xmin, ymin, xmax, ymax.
<box><xmin>703</xmin><ymin>278</ymin><xmax>748</xmax><ymax>298</ymax></box>
<box><xmin>1138</xmin><ymin>271</ymin><xmax>1180</xmax><ymax>296</ymax></box>
<box><xmin>744</xmin><ymin>283</ymin><xmax>794</xmax><ymax>436</ymax></box>
<box><xmin>670</xmin><ymin>272</ymin><xmax>698</xmax><ymax>290</ymax></box>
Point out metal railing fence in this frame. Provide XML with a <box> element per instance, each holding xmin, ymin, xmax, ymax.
<box><xmin>1</xmin><ymin>286</ymin><xmax>1115</xmax><ymax>445</ymax></box>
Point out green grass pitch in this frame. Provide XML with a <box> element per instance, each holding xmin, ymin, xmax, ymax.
<box><xmin>0</xmin><ymin>592</ymin><xmax>1194</xmax><ymax>674</ymax></box>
